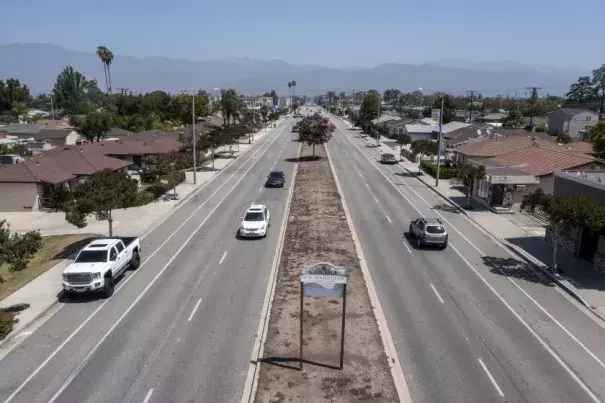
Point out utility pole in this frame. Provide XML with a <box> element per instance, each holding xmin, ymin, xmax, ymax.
<box><xmin>192</xmin><ymin>92</ymin><xmax>197</xmax><ymax>184</ymax></box>
<box><xmin>526</xmin><ymin>87</ymin><xmax>541</xmax><ymax>130</ymax></box>
<box><xmin>467</xmin><ymin>90</ymin><xmax>476</xmax><ymax>123</ymax></box>
<box><xmin>50</xmin><ymin>95</ymin><xmax>55</xmax><ymax>120</ymax></box>
<box><xmin>376</xmin><ymin>90</ymin><xmax>381</xmax><ymax>147</ymax></box>
<box><xmin>435</xmin><ymin>96</ymin><xmax>444</xmax><ymax>187</ymax></box>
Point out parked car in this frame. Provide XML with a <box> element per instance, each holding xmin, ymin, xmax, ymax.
<box><xmin>62</xmin><ymin>237</ymin><xmax>142</xmax><ymax>298</ymax></box>
<box><xmin>380</xmin><ymin>153</ymin><xmax>397</xmax><ymax>164</ymax></box>
<box><xmin>266</xmin><ymin>171</ymin><xmax>286</xmax><ymax>187</ymax></box>
<box><xmin>238</xmin><ymin>204</ymin><xmax>271</xmax><ymax>238</ymax></box>
<box><xmin>408</xmin><ymin>218</ymin><xmax>448</xmax><ymax>249</ymax></box>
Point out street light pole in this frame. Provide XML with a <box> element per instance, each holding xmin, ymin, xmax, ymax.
<box><xmin>435</xmin><ymin>96</ymin><xmax>444</xmax><ymax>187</ymax></box>
<box><xmin>192</xmin><ymin>92</ymin><xmax>197</xmax><ymax>185</ymax></box>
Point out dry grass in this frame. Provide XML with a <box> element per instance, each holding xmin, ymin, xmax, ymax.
<box><xmin>255</xmin><ymin>144</ymin><xmax>398</xmax><ymax>402</ymax></box>
<box><xmin>0</xmin><ymin>234</ymin><xmax>97</xmax><ymax>300</ymax></box>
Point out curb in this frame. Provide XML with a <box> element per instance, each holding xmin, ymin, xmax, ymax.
<box><xmin>0</xmin><ymin>126</ymin><xmax>283</xmax><ymax>346</ymax></box>
<box><xmin>394</xmin><ymin>154</ymin><xmax>604</xmax><ymax>320</ymax></box>
<box><xmin>353</xmin><ymin>132</ymin><xmax>605</xmax><ymax>321</ymax></box>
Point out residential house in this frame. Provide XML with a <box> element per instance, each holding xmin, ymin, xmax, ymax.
<box><xmin>372</xmin><ymin>115</ymin><xmax>401</xmax><ymax>125</ymax></box>
<box><xmin>477</xmin><ymin>112</ymin><xmax>507</xmax><ymax>124</ymax></box>
<box><xmin>453</xmin><ymin>110</ymin><xmax>482</xmax><ymax>122</ymax></box>
<box><xmin>471</xmin><ymin>145</ymin><xmax>603</xmax><ymax>212</ymax></box>
<box><xmin>34</xmin><ymin>129</ymin><xmax>79</xmax><ymax>147</ymax></box>
<box><xmin>550</xmin><ymin>170</ymin><xmax>605</xmax><ymax>272</ymax></box>
<box><xmin>241</xmin><ymin>95</ymin><xmax>273</xmax><ymax>110</ymax></box>
<box><xmin>548</xmin><ymin>108</ymin><xmax>598</xmax><ymax>141</ymax></box>
<box><xmin>404</xmin><ymin>122</ymin><xmax>470</xmax><ymax>142</ymax></box>
<box><xmin>454</xmin><ymin>132</ymin><xmax>558</xmax><ymax>164</ymax></box>
<box><xmin>0</xmin><ymin>150</ymin><xmax>129</xmax><ymax>212</ymax></box>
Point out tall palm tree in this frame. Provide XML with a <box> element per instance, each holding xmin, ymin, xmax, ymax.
<box><xmin>96</xmin><ymin>46</ymin><xmax>115</xmax><ymax>93</ymax></box>
<box><xmin>292</xmin><ymin>80</ymin><xmax>297</xmax><ymax>98</ymax></box>
<box><xmin>288</xmin><ymin>81</ymin><xmax>293</xmax><ymax>108</ymax></box>
<box><xmin>96</xmin><ymin>46</ymin><xmax>110</xmax><ymax>93</ymax></box>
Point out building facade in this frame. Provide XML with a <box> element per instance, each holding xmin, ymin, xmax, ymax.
<box><xmin>548</xmin><ymin>108</ymin><xmax>598</xmax><ymax>141</ymax></box>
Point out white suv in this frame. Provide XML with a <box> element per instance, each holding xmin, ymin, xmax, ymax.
<box><xmin>238</xmin><ymin>204</ymin><xmax>270</xmax><ymax>238</ymax></box>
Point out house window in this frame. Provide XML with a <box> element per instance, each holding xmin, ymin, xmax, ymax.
<box><xmin>587</xmin><ymin>116</ymin><xmax>592</xmax><ymax>122</ymax></box>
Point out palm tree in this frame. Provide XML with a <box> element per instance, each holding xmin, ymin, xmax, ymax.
<box><xmin>96</xmin><ymin>46</ymin><xmax>115</xmax><ymax>93</ymax></box>
<box><xmin>96</xmin><ymin>46</ymin><xmax>109</xmax><ymax>93</ymax></box>
<box><xmin>288</xmin><ymin>82</ymin><xmax>293</xmax><ymax>110</ymax></box>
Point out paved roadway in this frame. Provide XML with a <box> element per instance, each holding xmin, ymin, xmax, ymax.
<box><xmin>325</xmin><ymin>112</ymin><xmax>605</xmax><ymax>403</ymax></box>
<box><xmin>0</xmin><ymin>118</ymin><xmax>299</xmax><ymax>403</ymax></box>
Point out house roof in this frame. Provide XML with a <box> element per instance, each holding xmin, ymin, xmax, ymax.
<box><xmin>0</xmin><ymin>123</ymin><xmax>39</xmax><ymax>135</ymax></box>
<box><xmin>455</xmin><ymin>132</ymin><xmax>557</xmax><ymax>156</ymax></box>
<box><xmin>372</xmin><ymin>115</ymin><xmax>401</xmax><ymax>125</ymax></box>
<box><xmin>405</xmin><ymin>121</ymin><xmax>471</xmax><ymax>135</ymax></box>
<box><xmin>479</xmin><ymin>113</ymin><xmax>507</xmax><ymax>121</ymax></box>
<box><xmin>486</xmin><ymin>146</ymin><xmax>595</xmax><ymax>177</ymax></box>
<box><xmin>553</xmin><ymin>108</ymin><xmax>597</xmax><ymax>118</ymax></box>
<box><xmin>0</xmin><ymin>149</ymin><xmax>129</xmax><ymax>184</ymax></box>
<box><xmin>106</xmin><ymin>127</ymin><xmax>135</xmax><ymax>137</ymax></box>
<box><xmin>34</xmin><ymin>129</ymin><xmax>74</xmax><ymax>141</ymax></box>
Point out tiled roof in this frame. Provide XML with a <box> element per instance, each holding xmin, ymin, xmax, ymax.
<box><xmin>455</xmin><ymin>132</ymin><xmax>556</xmax><ymax>156</ymax></box>
<box><xmin>34</xmin><ymin>129</ymin><xmax>73</xmax><ymax>140</ymax></box>
<box><xmin>486</xmin><ymin>146</ymin><xmax>595</xmax><ymax>177</ymax></box>
<box><xmin>88</xmin><ymin>138</ymin><xmax>182</xmax><ymax>155</ymax></box>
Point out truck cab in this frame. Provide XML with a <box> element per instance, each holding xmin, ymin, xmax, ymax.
<box><xmin>62</xmin><ymin>237</ymin><xmax>141</xmax><ymax>298</ymax></box>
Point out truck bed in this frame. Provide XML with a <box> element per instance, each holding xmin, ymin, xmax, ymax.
<box><xmin>101</xmin><ymin>237</ymin><xmax>138</xmax><ymax>247</ymax></box>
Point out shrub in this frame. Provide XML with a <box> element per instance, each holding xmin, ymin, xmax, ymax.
<box><xmin>0</xmin><ymin>220</ymin><xmax>43</xmax><ymax>272</ymax></box>
<box><xmin>0</xmin><ymin>310</ymin><xmax>14</xmax><ymax>340</ymax></box>
<box><xmin>135</xmin><ymin>191</ymin><xmax>156</xmax><ymax>206</ymax></box>
<box><xmin>145</xmin><ymin>171</ymin><xmax>186</xmax><ymax>198</ymax></box>
<box><xmin>420</xmin><ymin>160</ymin><xmax>460</xmax><ymax>179</ymax></box>
<box><xmin>400</xmin><ymin>148</ymin><xmax>416</xmax><ymax>162</ymax></box>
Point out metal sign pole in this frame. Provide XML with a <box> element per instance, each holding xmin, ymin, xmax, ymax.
<box><xmin>300</xmin><ymin>281</ymin><xmax>304</xmax><ymax>371</ymax></box>
<box><xmin>340</xmin><ymin>283</ymin><xmax>347</xmax><ymax>370</ymax></box>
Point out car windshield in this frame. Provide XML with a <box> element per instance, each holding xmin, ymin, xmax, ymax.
<box><xmin>269</xmin><ymin>172</ymin><xmax>283</xmax><ymax>178</ymax></box>
<box><xmin>383</xmin><ymin>154</ymin><xmax>394</xmax><ymax>159</ymax></box>
<box><xmin>426</xmin><ymin>225</ymin><xmax>446</xmax><ymax>234</ymax></box>
<box><xmin>75</xmin><ymin>250</ymin><xmax>108</xmax><ymax>263</ymax></box>
<box><xmin>244</xmin><ymin>212</ymin><xmax>264</xmax><ymax>221</ymax></box>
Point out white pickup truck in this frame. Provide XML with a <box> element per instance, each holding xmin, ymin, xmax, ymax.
<box><xmin>62</xmin><ymin>237</ymin><xmax>141</xmax><ymax>298</ymax></box>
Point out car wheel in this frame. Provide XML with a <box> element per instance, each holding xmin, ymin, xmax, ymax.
<box><xmin>441</xmin><ymin>243</ymin><xmax>448</xmax><ymax>250</ymax></box>
<box><xmin>102</xmin><ymin>278</ymin><xmax>114</xmax><ymax>299</ymax></box>
<box><xmin>130</xmin><ymin>251</ymin><xmax>141</xmax><ymax>270</ymax></box>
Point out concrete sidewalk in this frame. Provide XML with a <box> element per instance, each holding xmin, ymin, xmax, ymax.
<box><xmin>349</xmin><ymin>124</ymin><xmax>605</xmax><ymax>320</ymax></box>
<box><xmin>0</xmin><ymin>121</ymin><xmax>284</xmax><ymax>345</ymax></box>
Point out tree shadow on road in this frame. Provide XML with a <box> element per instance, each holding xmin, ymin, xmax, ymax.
<box><xmin>52</xmin><ymin>237</ymin><xmax>98</xmax><ymax>260</ymax></box>
<box><xmin>256</xmin><ymin>356</ymin><xmax>340</xmax><ymax>371</ymax></box>
<box><xmin>481</xmin><ymin>256</ymin><xmax>555</xmax><ymax>287</ymax></box>
<box><xmin>285</xmin><ymin>156</ymin><xmax>321</xmax><ymax>163</ymax></box>
<box><xmin>432</xmin><ymin>203</ymin><xmax>463</xmax><ymax>214</ymax></box>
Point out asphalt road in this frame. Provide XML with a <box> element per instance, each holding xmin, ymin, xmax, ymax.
<box><xmin>325</xmin><ymin>114</ymin><xmax>605</xmax><ymax>403</ymax></box>
<box><xmin>0</xmin><ymin>118</ymin><xmax>299</xmax><ymax>403</ymax></box>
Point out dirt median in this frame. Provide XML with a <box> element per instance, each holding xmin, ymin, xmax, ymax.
<box><xmin>255</xmin><ymin>143</ymin><xmax>399</xmax><ymax>402</ymax></box>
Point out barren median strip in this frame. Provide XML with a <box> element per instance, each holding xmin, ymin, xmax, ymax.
<box><xmin>255</xmin><ymin>143</ymin><xmax>399</xmax><ymax>402</ymax></box>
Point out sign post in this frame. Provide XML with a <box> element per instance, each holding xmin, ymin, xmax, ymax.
<box><xmin>299</xmin><ymin>262</ymin><xmax>348</xmax><ymax>370</ymax></box>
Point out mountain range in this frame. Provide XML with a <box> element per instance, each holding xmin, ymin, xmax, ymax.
<box><xmin>0</xmin><ymin>43</ymin><xmax>582</xmax><ymax>97</ymax></box>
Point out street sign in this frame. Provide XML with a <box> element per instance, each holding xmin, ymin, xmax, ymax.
<box><xmin>431</xmin><ymin>109</ymin><xmax>441</xmax><ymax>127</ymax></box>
<box><xmin>160</xmin><ymin>179</ymin><xmax>169</xmax><ymax>185</ymax></box>
<box><xmin>301</xmin><ymin>263</ymin><xmax>347</xmax><ymax>297</ymax></box>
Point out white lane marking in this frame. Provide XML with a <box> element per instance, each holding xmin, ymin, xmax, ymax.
<box><xmin>349</xmin><ymin>133</ymin><xmax>605</xmax><ymax>375</ymax></box>
<box><xmin>430</xmin><ymin>283</ymin><xmax>444</xmax><ymax>304</ymax></box>
<box><xmin>142</xmin><ymin>388</ymin><xmax>154</xmax><ymax>403</ymax></box>
<box><xmin>402</xmin><ymin>242</ymin><xmax>412</xmax><ymax>254</ymax></box>
<box><xmin>337</xmin><ymin>129</ymin><xmax>603</xmax><ymax>402</ymax></box>
<box><xmin>373</xmin><ymin>196</ymin><xmax>380</xmax><ymax>205</ymax></box>
<box><xmin>365</xmin><ymin>183</ymin><xmax>370</xmax><ymax>189</ymax></box>
<box><xmin>3</xmin><ymin>126</ymin><xmax>289</xmax><ymax>403</ymax></box>
<box><xmin>219</xmin><ymin>251</ymin><xmax>228</xmax><ymax>265</ymax></box>
<box><xmin>187</xmin><ymin>299</ymin><xmax>202</xmax><ymax>322</ymax></box>
<box><xmin>478</xmin><ymin>358</ymin><xmax>505</xmax><ymax>397</ymax></box>
<box><xmin>385</xmin><ymin>214</ymin><xmax>392</xmax><ymax>224</ymax></box>
<box><xmin>258</xmin><ymin>186</ymin><xmax>263</xmax><ymax>193</ymax></box>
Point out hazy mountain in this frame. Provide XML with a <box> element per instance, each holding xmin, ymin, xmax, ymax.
<box><xmin>0</xmin><ymin>43</ymin><xmax>578</xmax><ymax>97</ymax></box>
<box><xmin>427</xmin><ymin>58</ymin><xmax>586</xmax><ymax>77</ymax></box>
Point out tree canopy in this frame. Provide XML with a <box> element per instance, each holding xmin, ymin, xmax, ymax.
<box><xmin>298</xmin><ymin>113</ymin><xmax>336</xmax><ymax>157</ymax></box>
<box><xmin>74</xmin><ymin>110</ymin><xmax>113</xmax><ymax>142</ymax></box>
<box><xmin>360</xmin><ymin>91</ymin><xmax>381</xmax><ymax>126</ymax></box>
<box><xmin>410</xmin><ymin>140</ymin><xmax>438</xmax><ymax>159</ymax></box>
<box><xmin>53</xmin><ymin>66</ymin><xmax>101</xmax><ymax>116</ymax></box>
<box><xmin>64</xmin><ymin>169</ymin><xmax>139</xmax><ymax>236</ymax></box>
<box><xmin>457</xmin><ymin>164</ymin><xmax>486</xmax><ymax>208</ymax></box>
<box><xmin>501</xmin><ymin>109</ymin><xmax>524</xmax><ymax>128</ymax></box>
<box><xmin>587</xmin><ymin>121</ymin><xmax>605</xmax><ymax>156</ymax></box>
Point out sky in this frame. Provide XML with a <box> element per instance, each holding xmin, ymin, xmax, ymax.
<box><xmin>1</xmin><ymin>0</ymin><xmax>603</xmax><ymax>71</ymax></box>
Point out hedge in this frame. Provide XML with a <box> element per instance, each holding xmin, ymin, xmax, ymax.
<box><xmin>0</xmin><ymin>310</ymin><xmax>14</xmax><ymax>340</ymax></box>
<box><xmin>401</xmin><ymin>148</ymin><xmax>416</xmax><ymax>163</ymax></box>
<box><xmin>420</xmin><ymin>160</ymin><xmax>460</xmax><ymax>180</ymax></box>
<box><xmin>145</xmin><ymin>171</ymin><xmax>186</xmax><ymax>198</ymax></box>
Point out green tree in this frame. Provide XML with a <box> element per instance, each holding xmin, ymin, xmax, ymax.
<box><xmin>0</xmin><ymin>79</ymin><xmax>32</xmax><ymax>114</ymax></box>
<box><xmin>521</xmin><ymin>190</ymin><xmax>605</xmax><ymax>272</ymax></box>
<box><xmin>501</xmin><ymin>109</ymin><xmax>524</xmax><ymax>128</ymax></box>
<box><xmin>410</xmin><ymin>139</ymin><xmax>438</xmax><ymax>160</ymax></box>
<box><xmin>457</xmin><ymin>164</ymin><xmax>486</xmax><ymax>208</ymax></box>
<box><xmin>395</xmin><ymin>133</ymin><xmax>411</xmax><ymax>155</ymax></box>
<box><xmin>433</xmin><ymin>94</ymin><xmax>455</xmax><ymax>124</ymax></box>
<box><xmin>383</xmin><ymin>89</ymin><xmax>402</xmax><ymax>104</ymax></box>
<box><xmin>260</xmin><ymin>105</ymin><xmax>269</xmax><ymax>122</ymax></box>
<box><xmin>96</xmin><ymin>46</ymin><xmax>115</xmax><ymax>93</ymax></box>
<box><xmin>75</xmin><ymin>111</ymin><xmax>113</xmax><ymax>142</ymax></box>
<box><xmin>0</xmin><ymin>220</ymin><xmax>43</xmax><ymax>273</ymax></box>
<box><xmin>11</xmin><ymin>102</ymin><xmax>28</xmax><ymax>121</ymax></box>
<box><xmin>270</xmin><ymin>90</ymin><xmax>278</xmax><ymax>106</ymax></box>
<box><xmin>556</xmin><ymin>132</ymin><xmax>572</xmax><ymax>144</ymax></box>
<box><xmin>587</xmin><ymin>121</ymin><xmax>605</xmax><ymax>156</ymax></box>
<box><xmin>360</xmin><ymin>91</ymin><xmax>381</xmax><ymax>131</ymax></box>
<box><xmin>592</xmin><ymin>64</ymin><xmax>605</xmax><ymax>120</ymax></box>
<box><xmin>64</xmin><ymin>169</ymin><xmax>139</xmax><ymax>236</ymax></box>
<box><xmin>535</xmin><ymin>122</ymin><xmax>548</xmax><ymax>132</ymax></box>
<box><xmin>220</xmin><ymin>89</ymin><xmax>240</xmax><ymax>127</ymax></box>
<box><xmin>53</xmin><ymin>66</ymin><xmax>100</xmax><ymax>116</ymax></box>
<box><xmin>298</xmin><ymin>113</ymin><xmax>336</xmax><ymax>157</ymax></box>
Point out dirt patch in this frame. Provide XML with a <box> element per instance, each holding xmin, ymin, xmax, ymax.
<box><xmin>255</xmin><ymin>144</ymin><xmax>398</xmax><ymax>402</ymax></box>
<box><xmin>0</xmin><ymin>234</ymin><xmax>98</xmax><ymax>300</ymax></box>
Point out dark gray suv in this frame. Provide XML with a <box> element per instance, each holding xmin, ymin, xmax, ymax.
<box><xmin>408</xmin><ymin>218</ymin><xmax>448</xmax><ymax>249</ymax></box>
